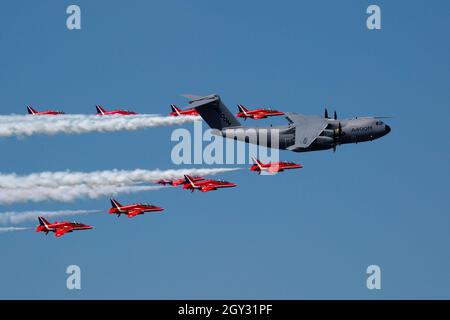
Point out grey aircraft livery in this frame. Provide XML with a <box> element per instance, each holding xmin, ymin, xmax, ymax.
<box><xmin>184</xmin><ymin>94</ymin><xmax>391</xmax><ymax>152</ymax></box>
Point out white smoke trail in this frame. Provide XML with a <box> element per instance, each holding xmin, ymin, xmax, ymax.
<box><xmin>0</xmin><ymin>168</ymin><xmax>239</xmax><ymax>189</ymax></box>
<box><xmin>0</xmin><ymin>210</ymin><xmax>99</xmax><ymax>225</ymax></box>
<box><xmin>0</xmin><ymin>227</ymin><xmax>32</xmax><ymax>233</ymax></box>
<box><xmin>0</xmin><ymin>185</ymin><xmax>163</xmax><ymax>205</ymax></box>
<box><xmin>0</xmin><ymin>114</ymin><xmax>201</xmax><ymax>137</ymax></box>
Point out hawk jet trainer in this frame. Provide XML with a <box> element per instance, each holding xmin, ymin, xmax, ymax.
<box><xmin>183</xmin><ymin>175</ymin><xmax>236</xmax><ymax>193</ymax></box>
<box><xmin>236</xmin><ymin>104</ymin><xmax>284</xmax><ymax>120</ymax></box>
<box><xmin>109</xmin><ymin>199</ymin><xmax>164</xmax><ymax>218</ymax></box>
<box><xmin>156</xmin><ymin>176</ymin><xmax>204</xmax><ymax>186</ymax></box>
<box><xmin>169</xmin><ymin>104</ymin><xmax>199</xmax><ymax>117</ymax></box>
<box><xmin>184</xmin><ymin>94</ymin><xmax>391</xmax><ymax>153</ymax></box>
<box><xmin>95</xmin><ymin>105</ymin><xmax>137</xmax><ymax>116</ymax></box>
<box><xmin>250</xmin><ymin>156</ymin><xmax>303</xmax><ymax>174</ymax></box>
<box><xmin>36</xmin><ymin>216</ymin><xmax>93</xmax><ymax>238</ymax></box>
<box><xmin>27</xmin><ymin>106</ymin><xmax>65</xmax><ymax>115</ymax></box>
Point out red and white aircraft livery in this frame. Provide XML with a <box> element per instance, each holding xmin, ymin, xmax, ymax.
<box><xmin>250</xmin><ymin>156</ymin><xmax>303</xmax><ymax>174</ymax></box>
<box><xmin>109</xmin><ymin>199</ymin><xmax>164</xmax><ymax>218</ymax></box>
<box><xmin>169</xmin><ymin>104</ymin><xmax>199</xmax><ymax>117</ymax></box>
<box><xmin>156</xmin><ymin>176</ymin><xmax>204</xmax><ymax>187</ymax></box>
<box><xmin>96</xmin><ymin>105</ymin><xmax>137</xmax><ymax>116</ymax></box>
<box><xmin>27</xmin><ymin>106</ymin><xmax>65</xmax><ymax>115</ymax></box>
<box><xmin>182</xmin><ymin>175</ymin><xmax>236</xmax><ymax>193</ymax></box>
<box><xmin>236</xmin><ymin>104</ymin><xmax>284</xmax><ymax>120</ymax></box>
<box><xmin>36</xmin><ymin>216</ymin><xmax>93</xmax><ymax>238</ymax></box>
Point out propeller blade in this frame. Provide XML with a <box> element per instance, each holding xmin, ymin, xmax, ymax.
<box><xmin>334</xmin><ymin>111</ymin><xmax>337</xmax><ymax>120</ymax></box>
<box><xmin>324</xmin><ymin>108</ymin><xmax>329</xmax><ymax>119</ymax></box>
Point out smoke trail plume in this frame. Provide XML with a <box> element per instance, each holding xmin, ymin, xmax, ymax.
<box><xmin>0</xmin><ymin>168</ymin><xmax>239</xmax><ymax>189</ymax></box>
<box><xmin>0</xmin><ymin>185</ymin><xmax>163</xmax><ymax>205</ymax></box>
<box><xmin>0</xmin><ymin>227</ymin><xmax>32</xmax><ymax>233</ymax></box>
<box><xmin>0</xmin><ymin>114</ymin><xmax>200</xmax><ymax>137</ymax></box>
<box><xmin>0</xmin><ymin>210</ymin><xmax>99</xmax><ymax>225</ymax></box>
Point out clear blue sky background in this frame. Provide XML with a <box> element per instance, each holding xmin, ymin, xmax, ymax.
<box><xmin>0</xmin><ymin>0</ymin><xmax>449</xmax><ymax>299</ymax></box>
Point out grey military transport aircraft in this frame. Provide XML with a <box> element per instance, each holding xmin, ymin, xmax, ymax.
<box><xmin>182</xmin><ymin>94</ymin><xmax>391</xmax><ymax>152</ymax></box>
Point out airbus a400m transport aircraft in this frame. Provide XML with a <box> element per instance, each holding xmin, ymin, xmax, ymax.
<box><xmin>185</xmin><ymin>94</ymin><xmax>391</xmax><ymax>153</ymax></box>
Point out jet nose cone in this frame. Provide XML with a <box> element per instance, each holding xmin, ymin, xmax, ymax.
<box><xmin>384</xmin><ymin>125</ymin><xmax>391</xmax><ymax>135</ymax></box>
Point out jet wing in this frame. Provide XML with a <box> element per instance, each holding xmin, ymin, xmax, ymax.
<box><xmin>253</xmin><ymin>113</ymin><xmax>268</xmax><ymax>120</ymax></box>
<box><xmin>55</xmin><ymin>228</ymin><xmax>71</xmax><ymax>237</ymax></box>
<box><xmin>285</xmin><ymin>113</ymin><xmax>328</xmax><ymax>149</ymax></box>
<box><xmin>127</xmin><ymin>210</ymin><xmax>143</xmax><ymax>218</ymax></box>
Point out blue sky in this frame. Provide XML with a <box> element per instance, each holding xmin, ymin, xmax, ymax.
<box><xmin>0</xmin><ymin>0</ymin><xmax>449</xmax><ymax>299</ymax></box>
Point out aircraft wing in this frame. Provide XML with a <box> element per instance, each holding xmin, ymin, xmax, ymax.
<box><xmin>201</xmin><ymin>186</ymin><xmax>217</xmax><ymax>192</ymax></box>
<box><xmin>253</xmin><ymin>113</ymin><xmax>268</xmax><ymax>120</ymax></box>
<box><xmin>127</xmin><ymin>210</ymin><xmax>143</xmax><ymax>218</ymax></box>
<box><xmin>55</xmin><ymin>228</ymin><xmax>71</xmax><ymax>237</ymax></box>
<box><xmin>285</xmin><ymin>113</ymin><xmax>328</xmax><ymax>149</ymax></box>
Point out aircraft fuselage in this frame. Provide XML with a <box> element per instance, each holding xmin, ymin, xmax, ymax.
<box><xmin>218</xmin><ymin>117</ymin><xmax>391</xmax><ymax>152</ymax></box>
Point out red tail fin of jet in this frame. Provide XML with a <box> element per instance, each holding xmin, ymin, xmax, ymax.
<box><xmin>37</xmin><ymin>216</ymin><xmax>50</xmax><ymax>233</ymax></box>
<box><xmin>170</xmin><ymin>104</ymin><xmax>181</xmax><ymax>115</ymax></box>
<box><xmin>96</xmin><ymin>105</ymin><xmax>106</xmax><ymax>115</ymax></box>
<box><xmin>110</xmin><ymin>198</ymin><xmax>122</xmax><ymax>209</ymax></box>
<box><xmin>184</xmin><ymin>175</ymin><xmax>197</xmax><ymax>187</ymax></box>
<box><xmin>27</xmin><ymin>106</ymin><xmax>37</xmax><ymax>115</ymax></box>
<box><xmin>38</xmin><ymin>216</ymin><xmax>50</xmax><ymax>227</ymax></box>
<box><xmin>237</xmin><ymin>104</ymin><xmax>249</xmax><ymax>113</ymax></box>
<box><xmin>251</xmin><ymin>156</ymin><xmax>263</xmax><ymax>167</ymax></box>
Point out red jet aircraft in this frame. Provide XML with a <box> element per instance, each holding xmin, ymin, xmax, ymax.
<box><xmin>182</xmin><ymin>175</ymin><xmax>236</xmax><ymax>193</ymax></box>
<box><xmin>109</xmin><ymin>199</ymin><xmax>164</xmax><ymax>218</ymax></box>
<box><xmin>250</xmin><ymin>156</ymin><xmax>303</xmax><ymax>174</ymax></box>
<box><xmin>27</xmin><ymin>106</ymin><xmax>65</xmax><ymax>115</ymax></box>
<box><xmin>36</xmin><ymin>216</ymin><xmax>93</xmax><ymax>238</ymax></box>
<box><xmin>96</xmin><ymin>105</ymin><xmax>137</xmax><ymax>116</ymax></box>
<box><xmin>236</xmin><ymin>104</ymin><xmax>284</xmax><ymax>120</ymax></box>
<box><xmin>156</xmin><ymin>176</ymin><xmax>204</xmax><ymax>187</ymax></box>
<box><xmin>169</xmin><ymin>104</ymin><xmax>199</xmax><ymax>117</ymax></box>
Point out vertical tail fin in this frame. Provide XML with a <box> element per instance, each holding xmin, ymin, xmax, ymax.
<box><xmin>27</xmin><ymin>106</ymin><xmax>37</xmax><ymax>115</ymax></box>
<box><xmin>251</xmin><ymin>156</ymin><xmax>263</xmax><ymax>168</ymax></box>
<box><xmin>38</xmin><ymin>216</ymin><xmax>50</xmax><ymax>227</ymax></box>
<box><xmin>96</xmin><ymin>105</ymin><xmax>106</xmax><ymax>115</ymax></box>
<box><xmin>188</xmin><ymin>94</ymin><xmax>241</xmax><ymax>130</ymax></box>
<box><xmin>170</xmin><ymin>104</ymin><xmax>181</xmax><ymax>115</ymax></box>
<box><xmin>110</xmin><ymin>199</ymin><xmax>122</xmax><ymax>209</ymax></box>
<box><xmin>238</xmin><ymin>104</ymin><xmax>249</xmax><ymax>114</ymax></box>
<box><xmin>184</xmin><ymin>175</ymin><xmax>196</xmax><ymax>187</ymax></box>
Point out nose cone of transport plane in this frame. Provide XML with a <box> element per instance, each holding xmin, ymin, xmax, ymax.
<box><xmin>384</xmin><ymin>125</ymin><xmax>391</xmax><ymax>135</ymax></box>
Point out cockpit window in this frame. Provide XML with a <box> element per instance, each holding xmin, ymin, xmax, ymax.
<box><xmin>376</xmin><ymin>121</ymin><xmax>383</xmax><ymax>126</ymax></box>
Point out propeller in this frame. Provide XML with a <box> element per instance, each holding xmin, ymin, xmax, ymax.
<box><xmin>332</xmin><ymin>122</ymin><xmax>343</xmax><ymax>152</ymax></box>
<box><xmin>334</xmin><ymin>111</ymin><xmax>337</xmax><ymax>120</ymax></box>
<box><xmin>324</xmin><ymin>108</ymin><xmax>329</xmax><ymax>119</ymax></box>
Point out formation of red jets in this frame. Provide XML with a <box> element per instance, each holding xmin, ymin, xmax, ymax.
<box><xmin>25</xmin><ymin>105</ymin><xmax>138</xmax><ymax>116</ymax></box>
<box><xmin>35</xmin><ymin>157</ymin><xmax>303</xmax><ymax>237</ymax></box>
<box><xmin>169</xmin><ymin>103</ymin><xmax>286</xmax><ymax>120</ymax></box>
<box><xmin>30</xmin><ymin>101</ymin><xmax>298</xmax><ymax>238</ymax></box>
<box><xmin>26</xmin><ymin>102</ymin><xmax>286</xmax><ymax>120</ymax></box>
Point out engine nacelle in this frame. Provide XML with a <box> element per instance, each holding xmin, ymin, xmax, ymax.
<box><xmin>315</xmin><ymin>136</ymin><xmax>334</xmax><ymax>145</ymax></box>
